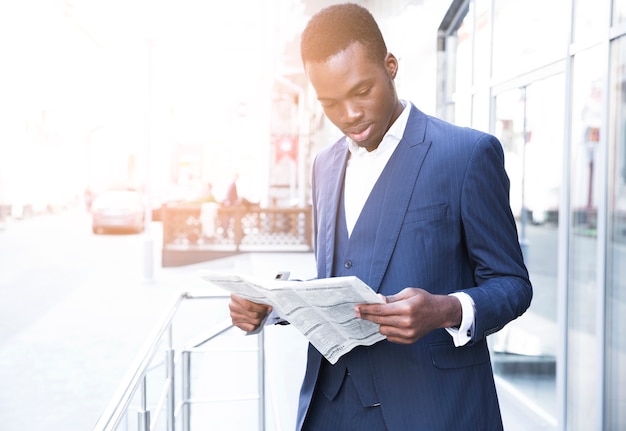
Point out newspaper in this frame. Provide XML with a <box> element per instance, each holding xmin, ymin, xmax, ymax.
<box><xmin>198</xmin><ymin>270</ymin><xmax>386</xmax><ymax>364</ymax></box>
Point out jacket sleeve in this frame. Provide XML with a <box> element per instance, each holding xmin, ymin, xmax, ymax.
<box><xmin>459</xmin><ymin>133</ymin><xmax>533</xmax><ymax>342</ymax></box>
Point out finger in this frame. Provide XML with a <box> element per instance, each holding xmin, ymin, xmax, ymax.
<box><xmin>230</xmin><ymin>306</ymin><xmax>268</xmax><ymax>331</ymax></box>
<box><xmin>229</xmin><ymin>296</ymin><xmax>272</xmax><ymax>331</ymax></box>
<box><xmin>357</xmin><ymin>300</ymin><xmax>407</xmax><ymax>320</ymax></box>
<box><xmin>229</xmin><ymin>302</ymin><xmax>271</xmax><ymax>322</ymax></box>
<box><xmin>384</xmin><ymin>287</ymin><xmax>422</xmax><ymax>303</ymax></box>
<box><xmin>231</xmin><ymin>319</ymin><xmax>260</xmax><ymax>332</ymax></box>
<box><xmin>230</xmin><ymin>294</ymin><xmax>272</xmax><ymax>314</ymax></box>
<box><xmin>378</xmin><ymin>323</ymin><xmax>426</xmax><ymax>344</ymax></box>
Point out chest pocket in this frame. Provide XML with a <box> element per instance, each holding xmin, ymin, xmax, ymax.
<box><xmin>404</xmin><ymin>203</ymin><xmax>448</xmax><ymax>225</ymax></box>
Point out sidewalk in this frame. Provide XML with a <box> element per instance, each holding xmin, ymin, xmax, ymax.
<box><xmin>0</xmin><ymin>266</ymin><xmax>179</xmax><ymax>430</ymax></box>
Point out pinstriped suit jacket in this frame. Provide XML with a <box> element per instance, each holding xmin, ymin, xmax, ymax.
<box><xmin>296</xmin><ymin>104</ymin><xmax>532</xmax><ymax>430</ymax></box>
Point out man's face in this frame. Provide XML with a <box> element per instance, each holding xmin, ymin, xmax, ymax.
<box><xmin>305</xmin><ymin>41</ymin><xmax>402</xmax><ymax>151</ymax></box>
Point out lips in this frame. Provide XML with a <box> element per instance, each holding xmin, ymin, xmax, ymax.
<box><xmin>346</xmin><ymin>123</ymin><xmax>372</xmax><ymax>142</ymax></box>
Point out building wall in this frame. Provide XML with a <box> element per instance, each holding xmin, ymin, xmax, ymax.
<box><xmin>438</xmin><ymin>0</ymin><xmax>625</xmax><ymax>429</ymax></box>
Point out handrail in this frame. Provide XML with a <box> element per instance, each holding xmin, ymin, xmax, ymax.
<box><xmin>93</xmin><ymin>294</ymin><xmax>185</xmax><ymax>431</ymax></box>
<box><xmin>183</xmin><ymin>317</ymin><xmax>234</xmax><ymax>350</ymax></box>
<box><xmin>92</xmin><ymin>291</ymin><xmax>265</xmax><ymax>431</ymax></box>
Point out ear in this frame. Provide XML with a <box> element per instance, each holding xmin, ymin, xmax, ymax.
<box><xmin>385</xmin><ymin>53</ymin><xmax>399</xmax><ymax>79</ymax></box>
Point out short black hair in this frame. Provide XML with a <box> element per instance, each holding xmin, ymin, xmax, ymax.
<box><xmin>300</xmin><ymin>3</ymin><xmax>388</xmax><ymax>65</ymax></box>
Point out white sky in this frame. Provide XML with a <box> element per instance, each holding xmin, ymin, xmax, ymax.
<box><xmin>0</xmin><ymin>0</ymin><xmax>448</xmax><ymax>204</ymax></box>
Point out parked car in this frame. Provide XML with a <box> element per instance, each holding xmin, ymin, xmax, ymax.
<box><xmin>91</xmin><ymin>190</ymin><xmax>145</xmax><ymax>234</ymax></box>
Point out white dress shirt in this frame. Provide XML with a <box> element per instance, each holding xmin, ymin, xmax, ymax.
<box><xmin>344</xmin><ymin>101</ymin><xmax>474</xmax><ymax>347</ymax></box>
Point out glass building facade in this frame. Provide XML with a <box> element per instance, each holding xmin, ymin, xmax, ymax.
<box><xmin>437</xmin><ymin>0</ymin><xmax>626</xmax><ymax>429</ymax></box>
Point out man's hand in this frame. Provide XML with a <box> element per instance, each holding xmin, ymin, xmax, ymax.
<box><xmin>229</xmin><ymin>294</ymin><xmax>272</xmax><ymax>332</ymax></box>
<box><xmin>355</xmin><ymin>288</ymin><xmax>462</xmax><ymax>344</ymax></box>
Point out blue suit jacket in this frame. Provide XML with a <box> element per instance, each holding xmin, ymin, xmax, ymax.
<box><xmin>296</xmin><ymin>105</ymin><xmax>532</xmax><ymax>430</ymax></box>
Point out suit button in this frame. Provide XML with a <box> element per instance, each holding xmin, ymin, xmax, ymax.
<box><xmin>344</xmin><ymin>260</ymin><xmax>352</xmax><ymax>269</ymax></box>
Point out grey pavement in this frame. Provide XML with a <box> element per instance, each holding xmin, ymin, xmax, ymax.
<box><xmin>0</xmin><ymin>259</ymin><xmax>181</xmax><ymax>430</ymax></box>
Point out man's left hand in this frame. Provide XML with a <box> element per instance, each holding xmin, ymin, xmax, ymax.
<box><xmin>355</xmin><ymin>288</ymin><xmax>462</xmax><ymax>344</ymax></box>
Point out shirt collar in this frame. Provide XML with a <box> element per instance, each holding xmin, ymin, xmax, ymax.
<box><xmin>348</xmin><ymin>100</ymin><xmax>411</xmax><ymax>157</ymax></box>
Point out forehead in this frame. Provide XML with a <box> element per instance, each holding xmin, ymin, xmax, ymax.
<box><xmin>304</xmin><ymin>42</ymin><xmax>383</xmax><ymax>97</ymax></box>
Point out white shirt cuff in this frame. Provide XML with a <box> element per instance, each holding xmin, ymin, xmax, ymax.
<box><xmin>445</xmin><ymin>292</ymin><xmax>475</xmax><ymax>347</ymax></box>
<box><xmin>266</xmin><ymin>309</ymin><xmax>287</xmax><ymax>325</ymax></box>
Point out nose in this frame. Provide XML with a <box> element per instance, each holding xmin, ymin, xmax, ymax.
<box><xmin>341</xmin><ymin>100</ymin><xmax>363</xmax><ymax>125</ymax></box>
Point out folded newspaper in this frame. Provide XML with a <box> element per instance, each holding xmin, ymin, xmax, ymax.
<box><xmin>198</xmin><ymin>270</ymin><xmax>386</xmax><ymax>364</ymax></box>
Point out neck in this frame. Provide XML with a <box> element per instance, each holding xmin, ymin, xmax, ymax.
<box><xmin>365</xmin><ymin>100</ymin><xmax>403</xmax><ymax>152</ymax></box>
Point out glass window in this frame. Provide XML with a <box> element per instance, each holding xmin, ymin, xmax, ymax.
<box><xmin>455</xmin><ymin>3</ymin><xmax>473</xmax><ymax>94</ymax></box>
<box><xmin>494</xmin><ymin>88</ymin><xmax>525</xmax><ymax>221</ymax></box>
<box><xmin>574</xmin><ymin>0</ymin><xmax>607</xmax><ymax>44</ymax></box>
<box><xmin>613</xmin><ymin>0</ymin><xmax>626</xmax><ymax>26</ymax></box>
<box><xmin>472</xmin><ymin>0</ymin><xmax>491</xmax><ymax>86</ymax></box>
<box><xmin>492</xmin><ymin>0</ymin><xmax>569</xmax><ymax>81</ymax></box>
<box><xmin>492</xmin><ymin>73</ymin><xmax>565</xmax><ymax>427</ymax></box>
<box><xmin>472</xmin><ymin>90</ymin><xmax>490</xmax><ymax>132</ymax></box>
<box><xmin>608</xmin><ymin>35</ymin><xmax>626</xmax><ymax>431</ymax></box>
<box><xmin>567</xmin><ymin>46</ymin><xmax>603</xmax><ymax>431</ymax></box>
<box><xmin>454</xmin><ymin>3</ymin><xmax>473</xmax><ymax>127</ymax></box>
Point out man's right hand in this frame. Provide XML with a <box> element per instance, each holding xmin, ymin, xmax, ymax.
<box><xmin>229</xmin><ymin>294</ymin><xmax>272</xmax><ymax>332</ymax></box>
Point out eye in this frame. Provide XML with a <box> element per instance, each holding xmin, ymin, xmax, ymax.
<box><xmin>320</xmin><ymin>100</ymin><xmax>337</xmax><ymax>108</ymax></box>
<box><xmin>356</xmin><ymin>87</ymin><xmax>371</xmax><ymax>97</ymax></box>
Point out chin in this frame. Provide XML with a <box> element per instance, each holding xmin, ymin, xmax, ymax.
<box><xmin>357</xmin><ymin>140</ymin><xmax>380</xmax><ymax>151</ymax></box>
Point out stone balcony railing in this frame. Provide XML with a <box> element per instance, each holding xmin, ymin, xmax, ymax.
<box><xmin>161</xmin><ymin>203</ymin><xmax>313</xmax><ymax>267</ymax></box>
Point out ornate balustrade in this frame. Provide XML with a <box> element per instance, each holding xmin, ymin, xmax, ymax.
<box><xmin>161</xmin><ymin>203</ymin><xmax>313</xmax><ymax>266</ymax></box>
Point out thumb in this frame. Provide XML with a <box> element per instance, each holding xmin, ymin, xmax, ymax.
<box><xmin>384</xmin><ymin>287</ymin><xmax>418</xmax><ymax>303</ymax></box>
<box><xmin>384</xmin><ymin>292</ymin><xmax>402</xmax><ymax>303</ymax></box>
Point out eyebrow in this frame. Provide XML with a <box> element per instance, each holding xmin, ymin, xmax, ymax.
<box><xmin>317</xmin><ymin>78</ymin><xmax>374</xmax><ymax>103</ymax></box>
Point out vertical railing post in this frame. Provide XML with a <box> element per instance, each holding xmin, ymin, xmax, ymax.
<box><xmin>257</xmin><ymin>330</ymin><xmax>266</xmax><ymax>431</ymax></box>
<box><xmin>166</xmin><ymin>325</ymin><xmax>175</xmax><ymax>431</ymax></box>
<box><xmin>305</xmin><ymin>206</ymin><xmax>313</xmax><ymax>249</ymax></box>
<box><xmin>137</xmin><ymin>375</ymin><xmax>150</xmax><ymax>431</ymax></box>
<box><xmin>233</xmin><ymin>206</ymin><xmax>244</xmax><ymax>250</ymax></box>
<box><xmin>182</xmin><ymin>350</ymin><xmax>191</xmax><ymax>431</ymax></box>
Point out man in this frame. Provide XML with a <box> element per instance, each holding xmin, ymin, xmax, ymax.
<box><xmin>229</xmin><ymin>3</ymin><xmax>532</xmax><ymax>430</ymax></box>
<box><xmin>223</xmin><ymin>174</ymin><xmax>239</xmax><ymax>207</ymax></box>
<box><xmin>220</xmin><ymin>174</ymin><xmax>239</xmax><ymax>237</ymax></box>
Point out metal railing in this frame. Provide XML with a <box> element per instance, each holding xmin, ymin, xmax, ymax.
<box><xmin>93</xmin><ymin>292</ymin><xmax>266</xmax><ymax>431</ymax></box>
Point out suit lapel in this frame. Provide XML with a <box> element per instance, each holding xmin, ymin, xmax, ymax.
<box><xmin>323</xmin><ymin>141</ymin><xmax>350</xmax><ymax>278</ymax></box>
<box><xmin>366</xmin><ymin>106</ymin><xmax>431</xmax><ymax>291</ymax></box>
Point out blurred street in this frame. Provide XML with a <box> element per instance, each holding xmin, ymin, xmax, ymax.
<box><xmin>0</xmin><ymin>208</ymin><xmax>178</xmax><ymax>429</ymax></box>
<box><xmin>0</xmin><ymin>208</ymin><xmax>313</xmax><ymax>430</ymax></box>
